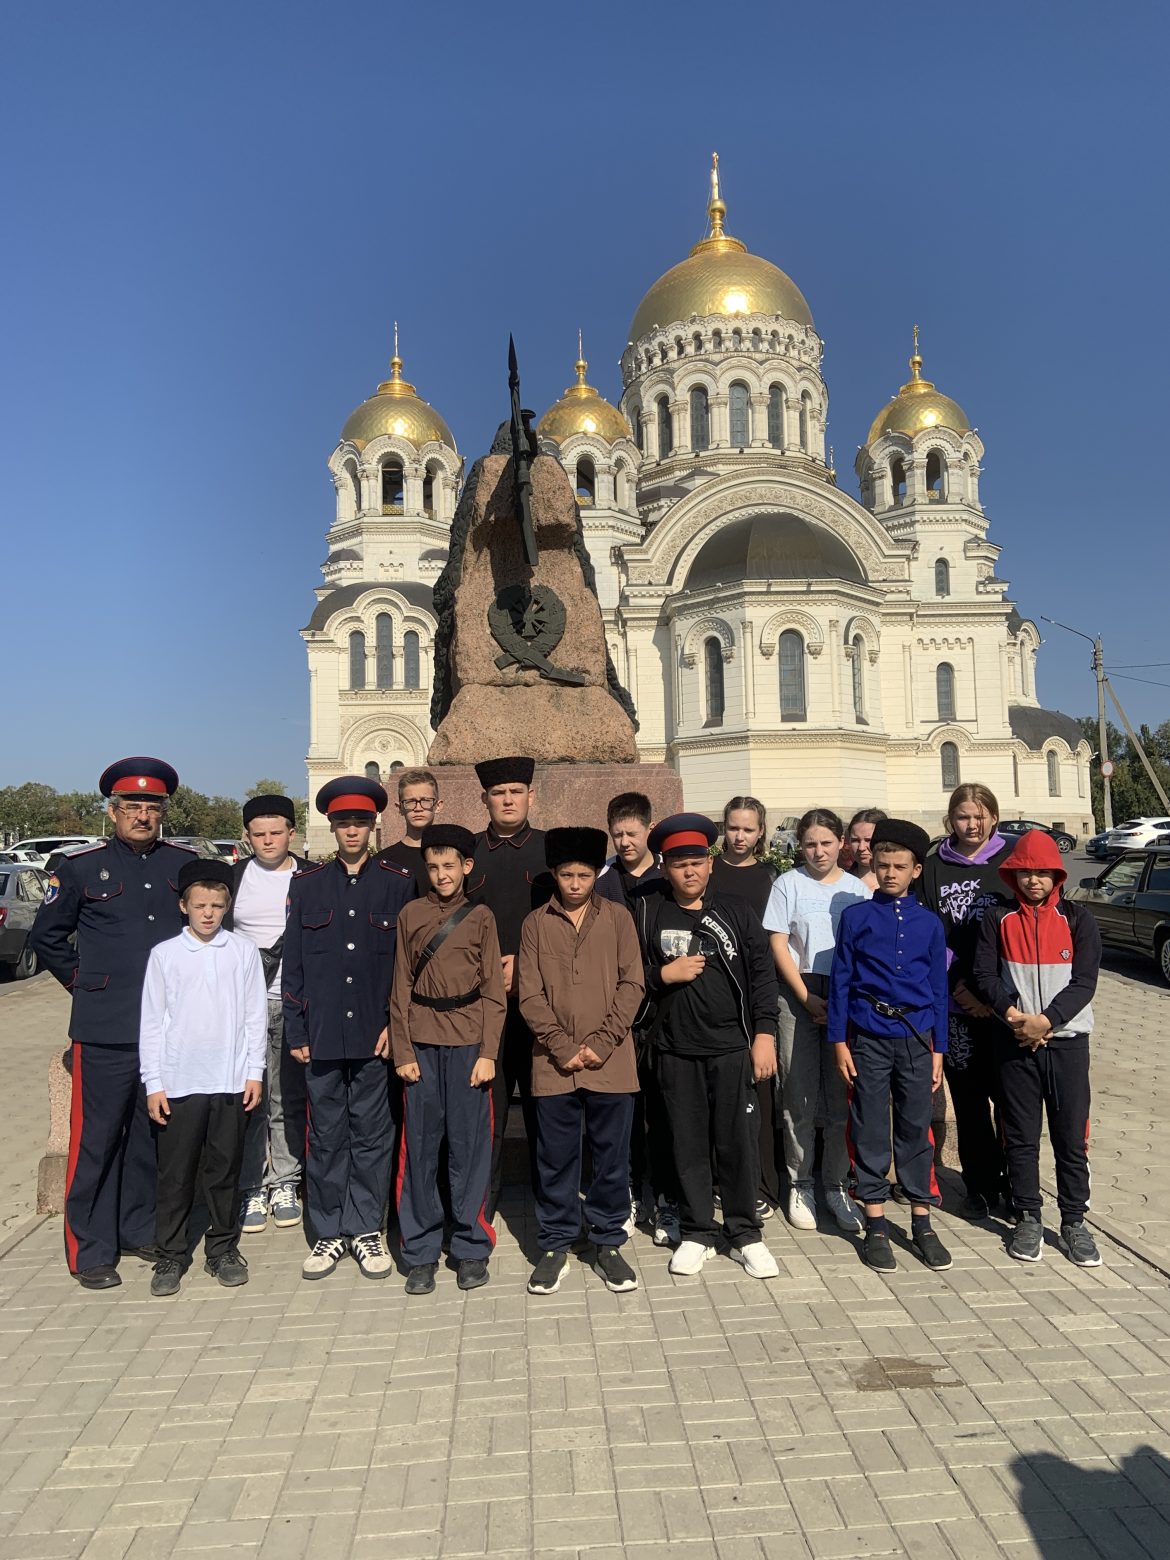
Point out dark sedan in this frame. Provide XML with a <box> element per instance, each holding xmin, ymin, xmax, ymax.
<box><xmin>1067</xmin><ymin>847</ymin><xmax>1170</xmax><ymax>986</ymax></box>
<box><xmin>0</xmin><ymin>865</ymin><xmax>48</xmax><ymax>979</ymax></box>
<box><xmin>998</xmin><ymin>818</ymin><xmax>1077</xmax><ymax>854</ymax></box>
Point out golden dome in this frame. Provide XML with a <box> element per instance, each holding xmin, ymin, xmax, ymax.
<box><xmin>628</xmin><ymin>155</ymin><xmax>814</xmax><ymax>343</ymax></box>
<box><xmin>538</xmin><ymin>342</ymin><xmax>631</xmax><ymax>444</ymax></box>
<box><xmin>341</xmin><ymin>346</ymin><xmax>455</xmax><ymax>452</ymax></box>
<box><xmin>867</xmin><ymin>328</ymin><xmax>971</xmax><ymax>443</ymax></box>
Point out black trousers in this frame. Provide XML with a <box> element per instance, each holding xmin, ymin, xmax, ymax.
<box><xmin>658</xmin><ymin>1049</ymin><xmax>761</xmax><ymax>1248</ymax></box>
<box><xmin>847</xmin><ymin>1030</ymin><xmax>940</xmax><ymax>1207</ymax></box>
<box><xmin>996</xmin><ymin>1032</ymin><xmax>1091</xmax><ymax>1220</ymax></box>
<box><xmin>535</xmin><ymin>1090</ymin><xmax>636</xmax><ymax>1251</ymax></box>
<box><xmin>756</xmin><ymin>1075</ymin><xmax>782</xmax><ymax>1207</ymax></box>
<box><xmin>488</xmin><ymin>1003</ymin><xmax>538</xmax><ymax>1216</ymax></box>
<box><xmin>397</xmin><ymin>1045</ymin><xmax>494</xmax><ymax>1267</ymax></box>
<box><xmin>64</xmin><ymin>1042</ymin><xmax>157</xmax><ymax>1273</ymax></box>
<box><xmin>154</xmin><ymin>1092</ymin><xmax>247</xmax><ymax>1262</ymax></box>
<box><xmin>305</xmin><ymin>1057</ymin><xmax>392</xmax><ymax>1240</ymax></box>
<box><xmin>943</xmin><ymin>1015</ymin><xmax>1008</xmax><ymax>1201</ymax></box>
<box><xmin>629</xmin><ymin>1035</ymin><xmax>678</xmax><ymax>1204</ymax></box>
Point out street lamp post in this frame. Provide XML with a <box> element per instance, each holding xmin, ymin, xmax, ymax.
<box><xmin>1040</xmin><ymin>616</ymin><xmax>1112</xmax><ymax>831</ymax></box>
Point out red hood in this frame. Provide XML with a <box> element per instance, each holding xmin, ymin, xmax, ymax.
<box><xmin>998</xmin><ymin>830</ymin><xmax>1067</xmax><ymax>896</ymax></box>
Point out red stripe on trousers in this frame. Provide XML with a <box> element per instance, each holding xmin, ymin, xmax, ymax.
<box><xmin>475</xmin><ymin>1086</ymin><xmax>497</xmax><ymax>1249</ymax></box>
<box><xmin>63</xmin><ymin>1043</ymin><xmax>84</xmax><ymax>1272</ymax></box>
<box><xmin>394</xmin><ymin>1082</ymin><xmax>410</xmax><ymax>1216</ymax></box>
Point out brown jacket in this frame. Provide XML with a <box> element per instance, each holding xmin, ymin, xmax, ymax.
<box><xmin>389</xmin><ymin>893</ymin><xmax>506</xmax><ymax>1068</ymax></box>
<box><xmin>518</xmin><ymin>895</ymin><xmax>645</xmax><ymax>1096</ymax></box>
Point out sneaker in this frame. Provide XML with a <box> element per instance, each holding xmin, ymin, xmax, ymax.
<box><xmin>205</xmin><ymin>1248</ymin><xmax>249</xmax><ymax>1287</ymax></box>
<box><xmin>269</xmin><ymin>1183</ymin><xmax>302</xmax><ymax>1229</ymax></box>
<box><xmin>302</xmin><ymin>1237</ymin><xmax>347</xmax><ymax>1280</ymax></box>
<box><xmin>786</xmin><ymin>1186</ymin><xmax>818</xmax><ymax>1231</ymax></box>
<box><xmin>912</xmin><ymin>1229</ymin><xmax>953</xmax><ymax>1271</ymax></box>
<box><xmin>890</xmin><ymin>1184</ymin><xmax>910</xmax><ymax>1205</ymax></box>
<box><xmin>730</xmin><ymin>1240</ymin><xmax>780</xmax><ymax>1280</ymax></box>
<box><xmin>1009</xmin><ymin>1213</ymin><xmax>1044</xmax><ymax>1263</ymax></box>
<box><xmin>863</xmin><ymin>1229</ymin><xmax>897</xmax><ymax>1271</ymax></box>
<box><xmin>653</xmin><ymin>1199</ymin><xmax>680</xmax><ymax>1247</ymax></box>
<box><xmin>405</xmin><ymin>1263</ymin><xmax>437</xmax><ymax>1296</ymax></box>
<box><xmin>712</xmin><ymin>1191</ymin><xmax>722</xmax><ymax>1212</ymax></box>
<box><xmin>239</xmin><ymin>1192</ymin><xmax>268</xmax><ymax>1235</ymax></box>
<box><xmin>756</xmin><ymin>1198</ymin><xmax>775</xmax><ymax>1221</ymax></box>
<box><xmin>959</xmin><ymin>1192</ymin><xmax>991</xmax><ymax>1221</ymax></box>
<box><xmin>623</xmin><ymin>1187</ymin><xmax>638</xmax><ymax>1237</ymax></box>
<box><xmin>669</xmin><ymin>1240</ymin><xmax>713</xmax><ymax>1276</ymax></box>
<box><xmin>594</xmin><ymin>1245</ymin><xmax>638</xmax><ymax>1292</ymax></box>
<box><xmin>351</xmin><ymin>1232</ymin><xmax>393</xmax><ymax>1279</ymax></box>
<box><xmin>825</xmin><ymin>1187</ymin><xmax>864</xmax><ymax>1233</ymax></box>
<box><xmin>528</xmin><ymin>1250</ymin><xmax>569</xmax><ymax>1294</ymax></box>
<box><xmin>1062</xmin><ymin>1222</ymin><xmax>1102</xmax><ymax>1268</ymax></box>
<box><xmin>457</xmin><ymin>1258</ymin><xmax>490</xmax><ymax>1291</ymax></box>
<box><xmin>150</xmin><ymin>1257</ymin><xmax>182</xmax><ymax>1298</ymax></box>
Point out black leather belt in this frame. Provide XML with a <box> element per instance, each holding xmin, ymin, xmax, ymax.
<box><xmin>410</xmin><ymin>988</ymin><xmax>480</xmax><ymax>1012</ymax></box>
<box><xmin>863</xmin><ymin>995</ymin><xmax>930</xmax><ymax>1048</ymax></box>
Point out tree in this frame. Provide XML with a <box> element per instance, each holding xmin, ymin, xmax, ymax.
<box><xmin>165</xmin><ymin>786</ymin><xmax>212</xmax><ymax>837</ymax></box>
<box><xmin>1078</xmin><ymin>713</ymin><xmax>1170</xmax><ymax>826</ymax></box>
<box><xmin>205</xmin><ymin>796</ymin><xmax>244</xmax><ymax>838</ymax></box>
<box><xmin>0</xmin><ymin>782</ymin><xmax>62</xmax><ymax>840</ymax></box>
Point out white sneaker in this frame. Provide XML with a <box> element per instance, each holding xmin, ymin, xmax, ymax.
<box><xmin>730</xmin><ymin>1240</ymin><xmax>780</xmax><ymax>1280</ymax></box>
<box><xmin>239</xmin><ymin>1192</ymin><xmax>268</xmax><ymax>1235</ymax></box>
<box><xmin>825</xmin><ymin>1187</ymin><xmax>864</xmax><ymax>1233</ymax></box>
<box><xmin>269</xmin><ymin>1182</ymin><xmax>302</xmax><ymax>1229</ymax></box>
<box><xmin>302</xmin><ymin>1237</ymin><xmax>347</xmax><ymax>1279</ymax></box>
<box><xmin>786</xmin><ymin>1187</ymin><xmax>818</xmax><ymax>1230</ymax></box>
<box><xmin>623</xmin><ymin>1187</ymin><xmax>639</xmax><ymax>1237</ymax></box>
<box><xmin>653</xmin><ymin>1198</ymin><xmax>680</xmax><ymax>1247</ymax></box>
<box><xmin>669</xmin><ymin>1240</ymin><xmax>713</xmax><ymax>1276</ymax></box>
<box><xmin>351</xmin><ymin>1232</ymin><xmax>393</xmax><ymax>1279</ymax></box>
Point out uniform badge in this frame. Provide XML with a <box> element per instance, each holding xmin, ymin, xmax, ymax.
<box><xmin>44</xmin><ymin>874</ymin><xmax>60</xmax><ymax>905</ymax></box>
<box><xmin>1061</xmin><ymin>948</ymin><xmax>1071</xmax><ymax>960</ymax></box>
<box><xmin>100</xmin><ymin>868</ymin><xmax>110</xmax><ymax>881</ymax></box>
<box><xmin>137</xmin><ymin>777</ymin><xmax>148</xmax><ymax>789</ymax></box>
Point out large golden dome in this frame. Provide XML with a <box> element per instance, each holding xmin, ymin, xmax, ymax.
<box><xmin>341</xmin><ymin>352</ymin><xmax>455</xmax><ymax>451</ymax></box>
<box><xmin>867</xmin><ymin>331</ymin><xmax>970</xmax><ymax>443</ymax></box>
<box><xmin>538</xmin><ymin>347</ymin><xmax>631</xmax><ymax>444</ymax></box>
<box><xmin>629</xmin><ymin>156</ymin><xmax>814</xmax><ymax>343</ymax></box>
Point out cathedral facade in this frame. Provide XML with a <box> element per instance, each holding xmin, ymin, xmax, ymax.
<box><xmin>301</xmin><ymin>161</ymin><xmax>1091</xmax><ymax>856</ymax></box>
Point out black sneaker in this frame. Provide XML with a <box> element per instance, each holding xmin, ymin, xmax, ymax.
<box><xmin>405</xmin><ymin>1263</ymin><xmax>437</xmax><ymax>1296</ymax></box>
<box><xmin>958</xmin><ymin>1192</ymin><xmax>990</xmax><ymax>1221</ymax></box>
<box><xmin>205</xmin><ymin>1249</ymin><xmax>249</xmax><ymax>1287</ymax></box>
<box><xmin>863</xmin><ymin>1229</ymin><xmax>897</xmax><ymax>1271</ymax></box>
<box><xmin>594</xmin><ymin>1245</ymin><xmax>638</xmax><ymax>1293</ymax></box>
<box><xmin>913</xmin><ymin>1228</ymin><xmax>953</xmax><ymax>1270</ymax></box>
<box><xmin>457</xmin><ymin>1258</ymin><xmax>490</xmax><ymax>1291</ymax></box>
<box><xmin>1062</xmin><ymin>1222</ymin><xmax>1102</xmax><ymax>1267</ymax></box>
<box><xmin>1010</xmin><ymin>1213</ymin><xmax>1044</xmax><ymax>1263</ymax></box>
<box><xmin>890</xmin><ymin>1184</ymin><xmax>910</xmax><ymax>1205</ymax></box>
<box><xmin>528</xmin><ymin>1250</ymin><xmax>569</xmax><ymax>1294</ymax></box>
<box><xmin>150</xmin><ymin>1258</ymin><xmax>182</xmax><ymax>1298</ymax></box>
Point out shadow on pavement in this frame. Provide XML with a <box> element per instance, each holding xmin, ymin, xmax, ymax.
<box><xmin>1011</xmin><ymin>1446</ymin><xmax>1170</xmax><ymax>1555</ymax></box>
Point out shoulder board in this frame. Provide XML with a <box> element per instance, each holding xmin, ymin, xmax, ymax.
<box><xmin>67</xmin><ymin>842</ymin><xmax>108</xmax><ymax>861</ymax></box>
<box><xmin>378</xmin><ymin>858</ymin><xmax>412</xmax><ymax>877</ymax></box>
<box><xmin>293</xmin><ymin>861</ymin><xmax>327</xmax><ymax>878</ymax></box>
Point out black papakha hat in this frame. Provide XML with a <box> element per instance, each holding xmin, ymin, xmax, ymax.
<box><xmin>177</xmin><ymin>859</ymin><xmax>234</xmax><ymax>898</ymax></box>
<box><xmin>870</xmin><ymin>819</ymin><xmax>931</xmax><ymax>864</ymax></box>
<box><xmin>475</xmin><ymin>756</ymin><xmax>535</xmax><ymax>789</ymax></box>
<box><xmin>648</xmin><ymin>812</ymin><xmax>718</xmax><ymax>859</ymax></box>
<box><xmin>545</xmin><ymin>827</ymin><xmax>609</xmax><ymax>873</ymax></box>
<box><xmin>421</xmin><ymin>824</ymin><xmax>477</xmax><ymax>859</ymax></box>
<box><xmin>242</xmin><ymin>794</ymin><xmax>295</xmax><ymax>827</ymax></box>
<box><xmin>315</xmin><ymin>776</ymin><xmax>388</xmax><ymax>817</ymax></box>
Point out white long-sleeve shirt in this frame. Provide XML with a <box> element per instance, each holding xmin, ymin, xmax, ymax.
<box><xmin>139</xmin><ymin>928</ymin><xmax>268</xmax><ymax>1096</ymax></box>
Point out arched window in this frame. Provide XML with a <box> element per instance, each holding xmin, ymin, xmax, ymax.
<box><xmin>364</xmin><ymin>761</ymin><xmax>381</xmax><ymax>783</ymax></box>
<box><xmin>712</xmin><ymin>329</ymin><xmax>723</xmax><ymax>352</ymax></box>
<box><xmin>891</xmin><ymin>457</ymin><xmax>907</xmax><ymax>503</ymax></box>
<box><xmin>935</xmin><ymin>558</ymin><xmax>951</xmax><ymax>597</ymax></box>
<box><xmin>349</xmin><ymin>630</ymin><xmax>366</xmax><ymax>691</ymax></box>
<box><xmin>692</xmin><ymin>332</ymin><xmax>703</xmax><ymax>355</ymax></box>
<box><xmin>751</xmin><ymin>328</ymin><xmax>763</xmax><ymax>352</ymax></box>
<box><xmin>926</xmin><ymin>450</ymin><xmax>945</xmax><ymax>499</ymax></box>
<box><xmin>729</xmin><ymin>382</ymin><xmax>751</xmax><ymax>447</ymax></box>
<box><xmin>941</xmin><ymin>742</ymin><xmax>960</xmax><ymax>789</ymax></box>
<box><xmin>381</xmin><ymin>460</ymin><xmax>404</xmax><ymax>512</ymax></box>
<box><xmin>1047</xmin><ymin>750</ymin><xmax>1061</xmax><ymax>797</ymax></box>
<box><xmin>631</xmin><ymin>405</ymin><xmax>643</xmax><ymax>451</ymax></box>
<box><xmin>575</xmin><ymin>457</ymin><xmax>596</xmax><ymax>505</ymax></box>
<box><xmin>778</xmin><ymin>631</ymin><xmax>807</xmax><ymax>721</ymax></box>
<box><xmin>346</xmin><ymin>461</ymin><xmax>361</xmax><ymax>517</ymax></box>
<box><xmin>799</xmin><ymin>391</ymin><xmax>812</xmax><ymax>453</ymax></box>
<box><xmin>404</xmin><ymin>630</ymin><xmax>421</xmax><ymax>690</ymax></box>
<box><xmin>731</xmin><ymin>329</ymin><xmax>743</xmax><ymax>351</ymax></box>
<box><xmin>689</xmin><ymin>386</ymin><xmax>710</xmax><ymax>451</ymax></box>
<box><xmin>656</xmin><ymin>396</ymin><xmax>672</xmax><ymax>457</ymax></box>
<box><xmin>852</xmin><ymin>634</ymin><xmax>866</xmax><ymax>723</ymax></box>
<box><xmin>422</xmin><ymin>464</ymin><xmax>437</xmax><ymax>516</ymax></box>
<box><xmin>767</xmin><ymin>385</ymin><xmax>784</xmax><ymax>448</ymax></box>
<box><xmin>1012</xmin><ymin>752</ymin><xmax>1020</xmax><ymax>795</ymax></box>
<box><xmin>375</xmin><ymin>613</ymin><xmax>393</xmax><ymax>689</ymax></box>
<box><xmin>704</xmin><ymin>638</ymin><xmax>725</xmax><ymax>727</ymax></box>
<box><xmin>937</xmin><ymin>662</ymin><xmax>956</xmax><ymax>722</ymax></box>
<box><xmin>675</xmin><ymin>337</ymin><xmax>685</xmax><ymax>358</ymax></box>
<box><xmin>1021</xmin><ymin>643</ymin><xmax>1032</xmax><ymax>698</ymax></box>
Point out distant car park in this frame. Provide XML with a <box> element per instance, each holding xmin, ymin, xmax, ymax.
<box><xmin>165</xmin><ymin>837</ymin><xmax>222</xmax><ymax>859</ymax></box>
<box><xmin>1106</xmin><ymin>818</ymin><xmax>1170</xmax><ymax>853</ymax></box>
<box><xmin>1067</xmin><ymin>846</ymin><xmax>1170</xmax><ymax>986</ymax></box>
<box><xmin>0</xmin><ymin>865</ymin><xmax>48</xmax><ymax>979</ymax></box>
<box><xmin>6</xmin><ymin>835</ymin><xmax>102</xmax><ymax>866</ymax></box>
<box><xmin>997</xmin><ymin>819</ymin><xmax>1077</xmax><ymax>854</ymax></box>
<box><xmin>212</xmin><ymin>840</ymin><xmax>246</xmax><ymax>864</ymax></box>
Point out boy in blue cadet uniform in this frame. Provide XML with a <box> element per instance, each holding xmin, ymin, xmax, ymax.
<box><xmin>282</xmin><ymin>776</ymin><xmax>417</xmax><ymax>1281</ymax></box>
<box><xmin>632</xmin><ymin>813</ymin><xmax>781</xmax><ymax>1281</ymax></box>
<box><xmin>390</xmin><ymin>824</ymin><xmax>506</xmax><ymax>1297</ymax></box>
<box><xmin>29</xmin><ymin>756</ymin><xmax>194</xmax><ymax>1290</ymax></box>
<box><xmin>141</xmin><ymin>860</ymin><xmax>267</xmax><ymax>1297</ymax></box>
<box><xmin>827</xmin><ymin>819</ymin><xmax>951</xmax><ymax>1273</ymax></box>
<box><xmin>227</xmin><ymin>795</ymin><xmax>312</xmax><ymax>1237</ymax></box>
<box><xmin>466</xmin><ymin>756</ymin><xmax>554</xmax><ymax>1215</ymax></box>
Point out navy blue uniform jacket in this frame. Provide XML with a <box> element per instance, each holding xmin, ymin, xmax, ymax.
<box><xmin>827</xmin><ymin>892</ymin><xmax>950</xmax><ymax>1052</ymax></box>
<box><xmin>29</xmin><ymin>836</ymin><xmax>196</xmax><ymax>1046</ymax></box>
<box><xmin>281</xmin><ymin>855</ymin><xmax>416</xmax><ymax>1062</ymax></box>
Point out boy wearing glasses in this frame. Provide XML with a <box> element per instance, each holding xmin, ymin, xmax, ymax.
<box><xmin>377</xmin><ymin>768</ymin><xmax>443</xmax><ymax>894</ymax></box>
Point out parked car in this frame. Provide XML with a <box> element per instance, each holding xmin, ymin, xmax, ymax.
<box><xmin>165</xmin><ymin>836</ymin><xmax>222</xmax><ymax>859</ymax></box>
<box><xmin>998</xmin><ymin>819</ymin><xmax>1077</xmax><ymax>854</ymax></box>
<box><xmin>43</xmin><ymin>842</ymin><xmax>104</xmax><ymax>875</ymax></box>
<box><xmin>1085</xmin><ymin>831</ymin><xmax>1113</xmax><ymax>859</ymax></box>
<box><xmin>1067</xmin><ymin>846</ymin><xmax>1170</xmax><ymax>986</ymax></box>
<box><xmin>0</xmin><ymin>865</ymin><xmax>48</xmax><ymax>979</ymax></box>
<box><xmin>7</xmin><ymin>834</ymin><xmax>102</xmax><ymax>866</ymax></box>
<box><xmin>1106</xmin><ymin>818</ymin><xmax>1170</xmax><ymax>853</ymax></box>
<box><xmin>212</xmin><ymin>840</ymin><xmax>247</xmax><ymax>864</ymax></box>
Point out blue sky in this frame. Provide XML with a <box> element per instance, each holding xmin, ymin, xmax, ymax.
<box><xmin>2</xmin><ymin>2</ymin><xmax>1165</xmax><ymax>798</ymax></box>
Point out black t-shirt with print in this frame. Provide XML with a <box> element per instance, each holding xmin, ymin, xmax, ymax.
<box><xmin>655</xmin><ymin>897</ymin><xmax>745</xmax><ymax>1056</ymax></box>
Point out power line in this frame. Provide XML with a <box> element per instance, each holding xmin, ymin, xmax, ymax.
<box><xmin>1109</xmin><ymin>662</ymin><xmax>1170</xmax><ymax>671</ymax></box>
<box><xmin>1106</xmin><ymin>672</ymin><xmax>1170</xmax><ymax>690</ymax></box>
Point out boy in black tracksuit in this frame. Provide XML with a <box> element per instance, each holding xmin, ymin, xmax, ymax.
<box><xmin>632</xmin><ymin>813</ymin><xmax>781</xmax><ymax>1281</ymax></box>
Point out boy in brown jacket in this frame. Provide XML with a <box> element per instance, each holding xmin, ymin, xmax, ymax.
<box><xmin>391</xmin><ymin>825</ymin><xmax>506</xmax><ymax>1296</ymax></box>
<box><xmin>518</xmin><ymin>827</ymin><xmax>645</xmax><ymax>1295</ymax></box>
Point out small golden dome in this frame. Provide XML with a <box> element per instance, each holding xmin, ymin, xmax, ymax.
<box><xmin>538</xmin><ymin>341</ymin><xmax>631</xmax><ymax>444</ymax></box>
<box><xmin>629</xmin><ymin>155</ymin><xmax>814</xmax><ymax>344</ymax></box>
<box><xmin>341</xmin><ymin>342</ymin><xmax>455</xmax><ymax>452</ymax></box>
<box><xmin>867</xmin><ymin>328</ymin><xmax>970</xmax><ymax>443</ymax></box>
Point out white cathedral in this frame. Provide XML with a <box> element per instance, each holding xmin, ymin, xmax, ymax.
<box><xmin>301</xmin><ymin>158</ymin><xmax>1092</xmax><ymax>854</ymax></box>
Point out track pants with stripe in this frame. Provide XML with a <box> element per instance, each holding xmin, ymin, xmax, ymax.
<box><xmin>995</xmin><ymin>1031</ymin><xmax>1091</xmax><ymax>1220</ymax></box>
<box><xmin>397</xmin><ymin>1045</ymin><xmax>494</xmax><ymax>1267</ymax></box>
<box><xmin>846</xmin><ymin>1030</ymin><xmax>941</xmax><ymax>1207</ymax></box>
<box><xmin>65</xmin><ymin>1042</ymin><xmax>157</xmax><ymax>1273</ymax></box>
<box><xmin>305</xmin><ymin>1058</ymin><xmax>391</xmax><ymax>1240</ymax></box>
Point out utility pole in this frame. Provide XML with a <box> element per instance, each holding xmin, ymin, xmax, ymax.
<box><xmin>1103</xmin><ymin>675</ymin><xmax>1170</xmax><ymax>814</ymax></box>
<box><xmin>1041</xmin><ymin>617</ymin><xmax>1113</xmax><ymax>829</ymax></box>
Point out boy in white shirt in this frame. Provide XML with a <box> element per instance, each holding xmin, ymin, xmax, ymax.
<box><xmin>140</xmin><ymin>860</ymin><xmax>267</xmax><ymax>1297</ymax></box>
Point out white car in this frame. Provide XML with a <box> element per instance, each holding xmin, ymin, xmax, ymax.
<box><xmin>1106</xmin><ymin>817</ymin><xmax>1170</xmax><ymax>853</ymax></box>
<box><xmin>7</xmin><ymin>834</ymin><xmax>102</xmax><ymax>866</ymax></box>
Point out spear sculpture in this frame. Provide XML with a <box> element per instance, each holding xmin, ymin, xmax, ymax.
<box><xmin>508</xmin><ymin>334</ymin><xmax>540</xmax><ymax>567</ymax></box>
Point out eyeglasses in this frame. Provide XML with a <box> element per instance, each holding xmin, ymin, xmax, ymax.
<box><xmin>114</xmin><ymin>802</ymin><xmax>164</xmax><ymax>817</ymax></box>
<box><xmin>401</xmin><ymin>798</ymin><xmax>437</xmax><ymax>812</ymax></box>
